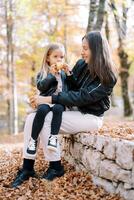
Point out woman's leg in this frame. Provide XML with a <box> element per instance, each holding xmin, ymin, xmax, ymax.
<box><xmin>11</xmin><ymin>112</ymin><xmax>37</xmax><ymax>188</ymax></box>
<box><xmin>40</xmin><ymin>110</ymin><xmax>103</xmax><ymax>162</ymax></box>
<box><xmin>23</xmin><ymin>112</ymin><xmax>38</xmax><ymax>159</ymax></box>
<box><xmin>39</xmin><ymin>110</ymin><xmax>103</xmax><ymax>180</ymax></box>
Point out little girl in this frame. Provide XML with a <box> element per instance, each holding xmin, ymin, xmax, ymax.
<box><xmin>27</xmin><ymin>43</ymin><xmax>69</xmax><ymax>156</ymax></box>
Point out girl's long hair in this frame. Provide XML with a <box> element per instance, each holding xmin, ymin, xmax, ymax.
<box><xmin>39</xmin><ymin>43</ymin><xmax>65</xmax><ymax>79</ymax></box>
<box><xmin>82</xmin><ymin>31</ymin><xmax>117</xmax><ymax>85</ymax></box>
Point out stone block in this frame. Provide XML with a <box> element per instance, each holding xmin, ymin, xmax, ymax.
<box><xmin>100</xmin><ymin>160</ymin><xmax>120</xmax><ymax>181</ymax></box>
<box><xmin>80</xmin><ymin>133</ymin><xmax>95</xmax><ymax>147</ymax></box>
<box><xmin>103</xmin><ymin>138</ymin><xmax>116</xmax><ymax>160</ymax></box>
<box><xmin>116</xmin><ymin>141</ymin><xmax>134</xmax><ymax>170</ymax></box>
<box><xmin>93</xmin><ymin>135</ymin><xmax>106</xmax><ymax>151</ymax></box>
<box><xmin>92</xmin><ymin>175</ymin><xmax>116</xmax><ymax>193</ymax></box>
<box><xmin>82</xmin><ymin>148</ymin><xmax>101</xmax><ymax>175</ymax></box>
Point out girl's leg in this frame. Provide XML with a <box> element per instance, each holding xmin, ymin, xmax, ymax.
<box><xmin>31</xmin><ymin>104</ymin><xmax>51</xmax><ymax>140</ymax></box>
<box><xmin>50</xmin><ymin>104</ymin><xmax>65</xmax><ymax>135</ymax></box>
<box><xmin>26</xmin><ymin>104</ymin><xmax>51</xmax><ymax>155</ymax></box>
<box><xmin>47</xmin><ymin>104</ymin><xmax>65</xmax><ymax>151</ymax></box>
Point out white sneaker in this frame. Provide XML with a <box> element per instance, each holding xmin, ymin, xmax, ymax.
<box><xmin>47</xmin><ymin>135</ymin><xmax>58</xmax><ymax>152</ymax></box>
<box><xmin>27</xmin><ymin>138</ymin><xmax>38</xmax><ymax>155</ymax></box>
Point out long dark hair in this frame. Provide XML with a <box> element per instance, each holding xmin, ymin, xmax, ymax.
<box><xmin>82</xmin><ymin>31</ymin><xmax>117</xmax><ymax>85</ymax></box>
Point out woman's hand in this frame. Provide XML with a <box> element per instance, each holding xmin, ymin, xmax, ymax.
<box><xmin>28</xmin><ymin>87</ymin><xmax>38</xmax><ymax>109</ymax></box>
<box><xmin>62</xmin><ymin>63</ymin><xmax>72</xmax><ymax>75</ymax></box>
<box><xmin>29</xmin><ymin>95</ymin><xmax>38</xmax><ymax>109</ymax></box>
<box><xmin>29</xmin><ymin>95</ymin><xmax>52</xmax><ymax>107</ymax></box>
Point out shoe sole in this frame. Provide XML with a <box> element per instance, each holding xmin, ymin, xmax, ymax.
<box><xmin>42</xmin><ymin>167</ymin><xmax>65</xmax><ymax>181</ymax></box>
<box><xmin>57</xmin><ymin>172</ymin><xmax>64</xmax><ymax>177</ymax></box>
<box><xmin>47</xmin><ymin>146</ymin><xmax>58</xmax><ymax>152</ymax></box>
<box><xmin>11</xmin><ymin>173</ymin><xmax>37</xmax><ymax>188</ymax></box>
<box><xmin>27</xmin><ymin>151</ymin><xmax>36</xmax><ymax>156</ymax></box>
<box><xmin>43</xmin><ymin>172</ymin><xmax>64</xmax><ymax>181</ymax></box>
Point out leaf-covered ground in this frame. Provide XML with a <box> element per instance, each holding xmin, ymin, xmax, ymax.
<box><xmin>1</xmin><ymin>116</ymin><xmax>132</xmax><ymax>200</ymax></box>
<box><xmin>97</xmin><ymin>117</ymin><xmax>134</xmax><ymax>141</ymax></box>
<box><xmin>0</xmin><ymin>143</ymin><xmax>124</xmax><ymax>200</ymax></box>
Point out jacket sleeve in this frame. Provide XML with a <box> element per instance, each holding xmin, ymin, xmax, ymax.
<box><xmin>52</xmin><ymin>81</ymin><xmax>116</xmax><ymax>107</ymax></box>
<box><xmin>36</xmin><ymin>73</ymin><xmax>57</xmax><ymax>92</ymax></box>
<box><xmin>65</xmin><ymin>59</ymin><xmax>84</xmax><ymax>90</ymax></box>
<box><xmin>65</xmin><ymin>73</ymin><xmax>78</xmax><ymax>90</ymax></box>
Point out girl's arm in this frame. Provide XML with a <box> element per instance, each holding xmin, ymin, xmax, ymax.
<box><xmin>36</xmin><ymin>73</ymin><xmax>57</xmax><ymax>92</ymax></box>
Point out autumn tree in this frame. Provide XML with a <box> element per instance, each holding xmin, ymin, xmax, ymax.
<box><xmin>110</xmin><ymin>0</ymin><xmax>133</xmax><ymax>116</ymax></box>
<box><xmin>94</xmin><ymin>0</ymin><xmax>106</xmax><ymax>30</ymax></box>
<box><xmin>87</xmin><ymin>0</ymin><xmax>98</xmax><ymax>32</ymax></box>
<box><xmin>3</xmin><ymin>0</ymin><xmax>18</xmax><ymax>134</ymax></box>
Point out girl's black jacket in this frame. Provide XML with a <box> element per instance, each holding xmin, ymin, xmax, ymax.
<box><xmin>37</xmin><ymin>59</ymin><xmax>117</xmax><ymax>116</ymax></box>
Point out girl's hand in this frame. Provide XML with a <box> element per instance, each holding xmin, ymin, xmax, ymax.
<box><xmin>49</xmin><ymin>64</ymin><xmax>58</xmax><ymax>75</ymax></box>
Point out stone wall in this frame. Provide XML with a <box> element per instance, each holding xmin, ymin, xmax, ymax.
<box><xmin>60</xmin><ymin>133</ymin><xmax>134</xmax><ymax>200</ymax></box>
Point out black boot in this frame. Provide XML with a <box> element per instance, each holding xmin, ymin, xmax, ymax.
<box><xmin>42</xmin><ymin>160</ymin><xmax>64</xmax><ymax>181</ymax></box>
<box><xmin>11</xmin><ymin>168</ymin><xmax>36</xmax><ymax>188</ymax></box>
<box><xmin>11</xmin><ymin>158</ymin><xmax>36</xmax><ymax>188</ymax></box>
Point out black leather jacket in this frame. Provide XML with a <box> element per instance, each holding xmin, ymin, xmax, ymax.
<box><xmin>52</xmin><ymin>59</ymin><xmax>117</xmax><ymax>116</ymax></box>
<box><xmin>36</xmin><ymin>70</ymin><xmax>68</xmax><ymax>96</ymax></box>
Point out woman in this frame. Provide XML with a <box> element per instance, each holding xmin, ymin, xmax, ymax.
<box><xmin>11</xmin><ymin>31</ymin><xmax>117</xmax><ymax>188</ymax></box>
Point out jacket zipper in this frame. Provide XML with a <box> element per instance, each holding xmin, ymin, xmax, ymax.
<box><xmin>88</xmin><ymin>83</ymin><xmax>101</xmax><ymax>94</ymax></box>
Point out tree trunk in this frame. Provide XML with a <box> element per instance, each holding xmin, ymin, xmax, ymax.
<box><xmin>110</xmin><ymin>0</ymin><xmax>132</xmax><ymax>116</ymax></box>
<box><xmin>105</xmin><ymin>10</ymin><xmax>116</xmax><ymax>107</ymax></box>
<box><xmin>119</xmin><ymin>47</ymin><xmax>132</xmax><ymax>116</ymax></box>
<box><xmin>31</xmin><ymin>61</ymin><xmax>36</xmax><ymax>87</ymax></box>
<box><xmin>5</xmin><ymin>0</ymin><xmax>13</xmax><ymax>134</ymax></box>
<box><xmin>5</xmin><ymin>0</ymin><xmax>18</xmax><ymax>134</ymax></box>
<box><xmin>87</xmin><ymin>0</ymin><xmax>98</xmax><ymax>32</ymax></box>
<box><xmin>105</xmin><ymin>11</ymin><xmax>110</xmax><ymax>40</ymax></box>
<box><xmin>64</xmin><ymin>0</ymin><xmax>68</xmax><ymax>62</ymax></box>
<box><xmin>94</xmin><ymin>0</ymin><xmax>106</xmax><ymax>30</ymax></box>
